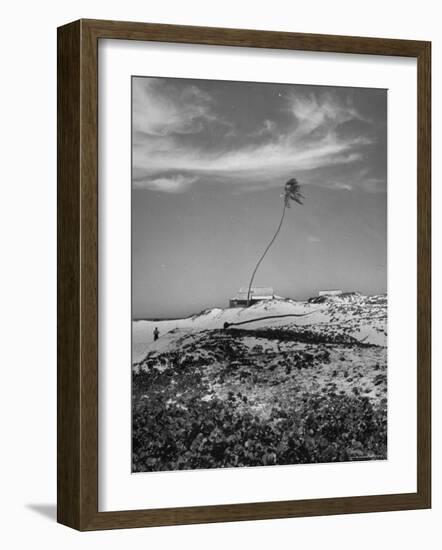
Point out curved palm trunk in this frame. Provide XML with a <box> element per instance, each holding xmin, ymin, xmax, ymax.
<box><xmin>246</xmin><ymin>201</ymin><xmax>287</xmax><ymax>306</ymax></box>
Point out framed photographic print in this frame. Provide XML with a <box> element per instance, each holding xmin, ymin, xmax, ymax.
<box><xmin>57</xmin><ymin>19</ymin><xmax>431</xmax><ymax>530</ymax></box>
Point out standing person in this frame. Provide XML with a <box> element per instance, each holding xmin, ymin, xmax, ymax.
<box><xmin>153</xmin><ymin>327</ymin><xmax>159</xmax><ymax>341</ymax></box>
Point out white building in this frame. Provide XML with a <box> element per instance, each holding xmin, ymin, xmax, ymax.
<box><xmin>229</xmin><ymin>287</ymin><xmax>274</xmax><ymax>307</ymax></box>
<box><xmin>318</xmin><ymin>289</ymin><xmax>343</xmax><ymax>297</ymax></box>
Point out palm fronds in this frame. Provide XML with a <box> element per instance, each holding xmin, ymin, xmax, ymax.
<box><xmin>284</xmin><ymin>178</ymin><xmax>304</xmax><ymax>207</ymax></box>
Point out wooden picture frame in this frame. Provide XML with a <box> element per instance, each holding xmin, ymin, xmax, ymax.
<box><xmin>57</xmin><ymin>19</ymin><xmax>431</xmax><ymax>531</ymax></box>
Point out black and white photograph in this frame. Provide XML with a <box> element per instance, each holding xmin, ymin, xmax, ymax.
<box><xmin>131</xmin><ymin>76</ymin><xmax>388</xmax><ymax>473</ymax></box>
<box><xmin>0</xmin><ymin>0</ymin><xmax>435</xmax><ymax>542</ymax></box>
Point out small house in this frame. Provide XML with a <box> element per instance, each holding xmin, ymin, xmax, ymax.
<box><xmin>229</xmin><ymin>287</ymin><xmax>274</xmax><ymax>308</ymax></box>
<box><xmin>318</xmin><ymin>289</ymin><xmax>343</xmax><ymax>297</ymax></box>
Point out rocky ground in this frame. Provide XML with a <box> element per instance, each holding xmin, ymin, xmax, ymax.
<box><xmin>132</xmin><ymin>293</ymin><xmax>387</xmax><ymax>472</ymax></box>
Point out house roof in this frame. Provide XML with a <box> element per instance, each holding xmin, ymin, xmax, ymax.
<box><xmin>232</xmin><ymin>287</ymin><xmax>274</xmax><ymax>300</ymax></box>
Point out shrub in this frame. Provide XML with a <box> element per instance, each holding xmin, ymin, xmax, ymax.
<box><xmin>132</xmin><ymin>388</ymin><xmax>387</xmax><ymax>472</ymax></box>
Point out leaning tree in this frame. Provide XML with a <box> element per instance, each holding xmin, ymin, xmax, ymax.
<box><xmin>246</xmin><ymin>178</ymin><xmax>304</xmax><ymax>306</ymax></box>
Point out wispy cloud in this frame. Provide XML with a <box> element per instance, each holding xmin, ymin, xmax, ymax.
<box><xmin>307</xmin><ymin>235</ymin><xmax>321</xmax><ymax>243</ymax></box>
<box><xmin>287</xmin><ymin>92</ymin><xmax>367</xmax><ymax>137</ymax></box>
<box><xmin>132</xmin><ymin>79</ymin><xmax>382</xmax><ymax>194</ymax></box>
<box><xmin>133</xmin><ymin>79</ymin><xmax>218</xmax><ymax>137</ymax></box>
<box><xmin>133</xmin><ymin>174</ymin><xmax>197</xmax><ymax>193</ymax></box>
<box><xmin>322</xmin><ymin>169</ymin><xmax>387</xmax><ymax>194</ymax></box>
<box><xmin>248</xmin><ymin>119</ymin><xmax>278</xmax><ymax>139</ymax></box>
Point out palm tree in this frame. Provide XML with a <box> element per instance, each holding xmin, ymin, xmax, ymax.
<box><xmin>246</xmin><ymin>178</ymin><xmax>304</xmax><ymax>306</ymax></box>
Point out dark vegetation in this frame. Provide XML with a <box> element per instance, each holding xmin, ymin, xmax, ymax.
<box><xmin>133</xmin><ymin>389</ymin><xmax>387</xmax><ymax>471</ymax></box>
<box><xmin>132</xmin><ymin>327</ymin><xmax>387</xmax><ymax>472</ymax></box>
<box><xmin>225</xmin><ymin>327</ymin><xmax>376</xmax><ymax>347</ymax></box>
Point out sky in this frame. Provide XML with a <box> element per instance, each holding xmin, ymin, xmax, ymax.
<box><xmin>132</xmin><ymin>76</ymin><xmax>387</xmax><ymax>319</ymax></box>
